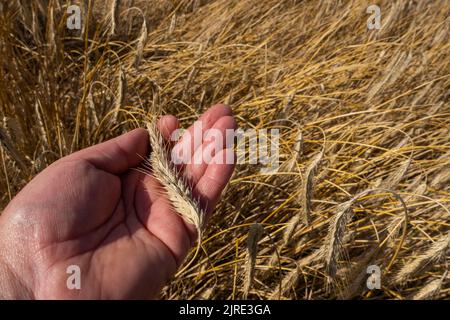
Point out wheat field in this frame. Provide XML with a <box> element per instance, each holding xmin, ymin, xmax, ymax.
<box><xmin>0</xmin><ymin>0</ymin><xmax>449</xmax><ymax>299</ymax></box>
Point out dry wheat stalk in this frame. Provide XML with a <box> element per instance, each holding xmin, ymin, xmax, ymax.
<box><xmin>322</xmin><ymin>188</ymin><xmax>408</xmax><ymax>287</ymax></box>
<box><xmin>184</xmin><ymin>67</ymin><xmax>197</xmax><ymax>92</ymax></box>
<box><xmin>269</xmin><ymin>264</ymin><xmax>300</xmax><ymax>299</ymax></box>
<box><xmin>82</xmin><ymin>0</ymin><xmax>89</xmax><ymax>35</ymax></box>
<box><xmin>0</xmin><ymin>127</ymin><xmax>27</xmax><ymax>172</ymax></box>
<box><xmin>430</xmin><ymin>166</ymin><xmax>450</xmax><ymax>190</ymax></box>
<box><xmin>243</xmin><ymin>223</ymin><xmax>264</xmax><ymax>299</ymax></box>
<box><xmin>284</xmin><ymin>129</ymin><xmax>303</xmax><ymax>172</ymax></box>
<box><xmin>46</xmin><ymin>3</ymin><xmax>56</xmax><ymax>56</ymax></box>
<box><xmin>293</xmin><ymin>130</ymin><xmax>303</xmax><ymax>160</ymax></box>
<box><xmin>340</xmin><ymin>246</ymin><xmax>379</xmax><ymax>299</ymax></box>
<box><xmin>276</xmin><ymin>128</ymin><xmax>303</xmax><ymax>186</ymax></box>
<box><xmin>31</xmin><ymin>2</ymin><xmax>40</xmax><ymax>39</ymax></box>
<box><xmin>113</xmin><ymin>69</ymin><xmax>126</xmax><ymax>123</ymax></box>
<box><xmin>322</xmin><ymin>189</ymin><xmax>385</xmax><ymax>284</ymax></box>
<box><xmin>386</xmin><ymin>185</ymin><xmax>413</xmax><ymax>246</ymax></box>
<box><xmin>323</xmin><ymin>198</ymin><xmax>355</xmax><ymax>283</ymax></box>
<box><xmin>35</xmin><ymin>101</ymin><xmax>48</xmax><ymax>148</ymax></box>
<box><xmin>109</xmin><ymin>0</ymin><xmax>120</xmax><ymax>36</ymax></box>
<box><xmin>168</xmin><ymin>14</ymin><xmax>176</xmax><ymax>35</ymax></box>
<box><xmin>134</xmin><ymin>18</ymin><xmax>147</xmax><ymax>69</ymax></box>
<box><xmin>269</xmin><ymin>249</ymin><xmax>324</xmax><ymax>298</ymax></box>
<box><xmin>395</xmin><ymin>234</ymin><xmax>450</xmax><ymax>284</ymax></box>
<box><xmin>86</xmin><ymin>89</ymin><xmax>99</xmax><ymax>128</ymax></box>
<box><xmin>282</xmin><ymin>214</ymin><xmax>301</xmax><ymax>246</ymax></box>
<box><xmin>301</xmin><ymin>151</ymin><xmax>323</xmax><ymax>225</ymax></box>
<box><xmin>410</xmin><ymin>271</ymin><xmax>447</xmax><ymax>300</ymax></box>
<box><xmin>381</xmin><ymin>158</ymin><xmax>411</xmax><ymax>190</ymax></box>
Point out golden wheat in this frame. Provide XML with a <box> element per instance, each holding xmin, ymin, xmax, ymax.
<box><xmin>0</xmin><ymin>0</ymin><xmax>449</xmax><ymax>300</ymax></box>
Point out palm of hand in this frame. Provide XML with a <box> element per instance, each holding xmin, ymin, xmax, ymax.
<box><xmin>0</xmin><ymin>106</ymin><xmax>236</xmax><ymax>299</ymax></box>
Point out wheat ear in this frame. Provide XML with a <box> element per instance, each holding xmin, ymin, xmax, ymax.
<box><xmin>324</xmin><ymin>188</ymin><xmax>408</xmax><ymax>286</ymax></box>
<box><xmin>323</xmin><ymin>198</ymin><xmax>355</xmax><ymax>283</ymax></box>
<box><xmin>243</xmin><ymin>223</ymin><xmax>264</xmax><ymax>299</ymax></box>
<box><xmin>410</xmin><ymin>271</ymin><xmax>447</xmax><ymax>300</ymax></box>
<box><xmin>134</xmin><ymin>18</ymin><xmax>147</xmax><ymax>69</ymax></box>
<box><xmin>381</xmin><ymin>158</ymin><xmax>410</xmax><ymax>190</ymax></box>
<box><xmin>112</xmin><ymin>69</ymin><xmax>126</xmax><ymax>124</ymax></box>
<box><xmin>146</xmin><ymin>121</ymin><xmax>205</xmax><ymax>240</ymax></box>
<box><xmin>394</xmin><ymin>234</ymin><xmax>450</xmax><ymax>284</ymax></box>
<box><xmin>301</xmin><ymin>150</ymin><xmax>323</xmax><ymax>225</ymax></box>
<box><xmin>109</xmin><ymin>0</ymin><xmax>120</xmax><ymax>36</ymax></box>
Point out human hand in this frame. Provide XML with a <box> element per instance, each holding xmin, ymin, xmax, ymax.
<box><xmin>0</xmin><ymin>105</ymin><xmax>236</xmax><ymax>299</ymax></box>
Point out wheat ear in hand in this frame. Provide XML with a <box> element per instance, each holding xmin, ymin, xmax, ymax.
<box><xmin>146</xmin><ymin>122</ymin><xmax>205</xmax><ymax>267</ymax></box>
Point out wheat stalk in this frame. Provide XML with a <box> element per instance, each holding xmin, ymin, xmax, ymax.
<box><xmin>168</xmin><ymin>14</ymin><xmax>176</xmax><ymax>36</ymax></box>
<box><xmin>430</xmin><ymin>165</ymin><xmax>450</xmax><ymax>190</ymax></box>
<box><xmin>323</xmin><ymin>198</ymin><xmax>355</xmax><ymax>283</ymax></box>
<box><xmin>395</xmin><ymin>234</ymin><xmax>450</xmax><ymax>284</ymax></box>
<box><xmin>35</xmin><ymin>101</ymin><xmax>48</xmax><ymax>148</ymax></box>
<box><xmin>0</xmin><ymin>127</ymin><xmax>27</xmax><ymax>172</ymax></box>
<box><xmin>381</xmin><ymin>158</ymin><xmax>411</xmax><ymax>190</ymax></box>
<box><xmin>112</xmin><ymin>69</ymin><xmax>126</xmax><ymax>124</ymax></box>
<box><xmin>46</xmin><ymin>2</ymin><xmax>56</xmax><ymax>56</ymax></box>
<box><xmin>243</xmin><ymin>223</ymin><xmax>264</xmax><ymax>299</ymax></box>
<box><xmin>86</xmin><ymin>89</ymin><xmax>99</xmax><ymax>128</ymax></box>
<box><xmin>282</xmin><ymin>214</ymin><xmax>301</xmax><ymax>246</ymax></box>
<box><xmin>283</xmin><ymin>128</ymin><xmax>303</xmax><ymax>172</ymax></box>
<box><xmin>410</xmin><ymin>271</ymin><xmax>447</xmax><ymax>300</ymax></box>
<box><xmin>301</xmin><ymin>150</ymin><xmax>323</xmax><ymax>225</ymax></box>
<box><xmin>109</xmin><ymin>0</ymin><xmax>120</xmax><ymax>36</ymax></box>
<box><xmin>269</xmin><ymin>264</ymin><xmax>300</xmax><ymax>299</ymax></box>
<box><xmin>340</xmin><ymin>246</ymin><xmax>380</xmax><ymax>299</ymax></box>
<box><xmin>324</xmin><ymin>187</ymin><xmax>409</xmax><ymax>286</ymax></box>
<box><xmin>134</xmin><ymin>18</ymin><xmax>147</xmax><ymax>69</ymax></box>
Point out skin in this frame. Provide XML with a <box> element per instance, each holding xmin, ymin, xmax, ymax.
<box><xmin>0</xmin><ymin>105</ymin><xmax>236</xmax><ymax>299</ymax></box>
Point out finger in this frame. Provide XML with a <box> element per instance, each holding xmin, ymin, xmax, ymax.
<box><xmin>157</xmin><ymin>115</ymin><xmax>179</xmax><ymax>141</ymax></box>
<box><xmin>65</xmin><ymin>128</ymin><xmax>149</xmax><ymax>174</ymax></box>
<box><xmin>172</xmin><ymin>104</ymin><xmax>232</xmax><ymax>166</ymax></box>
<box><xmin>185</xmin><ymin>115</ymin><xmax>237</xmax><ymax>184</ymax></box>
<box><xmin>193</xmin><ymin>148</ymin><xmax>236</xmax><ymax>216</ymax></box>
